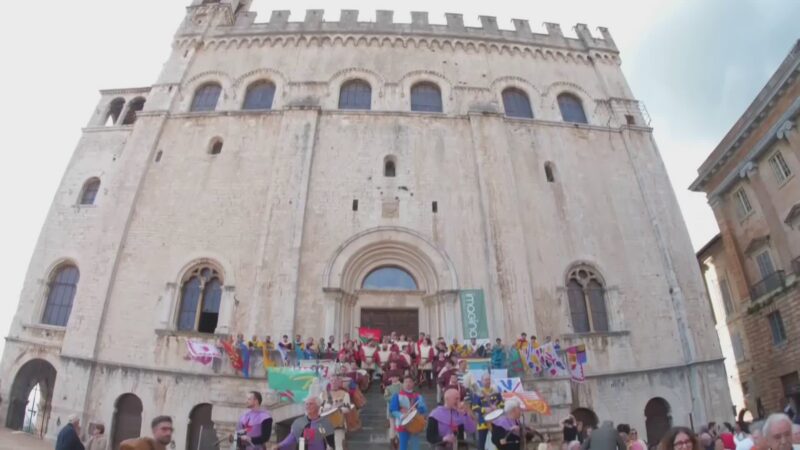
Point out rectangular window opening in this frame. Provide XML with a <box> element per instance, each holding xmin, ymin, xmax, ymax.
<box><xmin>352</xmin><ymin>199</ymin><xmax>359</xmax><ymax>211</ymax></box>
<box><xmin>735</xmin><ymin>188</ymin><xmax>753</xmax><ymax>218</ymax></box>
<box><xmin>769</xmin><ymin>151</ymin><xmax>792</xmax><ymax>183</ymax></box>
<box><xmin>432</xmin><ymin>201</ymin><xmax>438</xmax><ymax>213</ymax></box>
<box><xmin>625</xmin><ymin>114</ymin><xmax>636</xmax><ymax>125</ymax></box>
<box><xmin>767</xmin><ymin>311</ymin><xmax>787</xmax><ymax>345</ymax></box>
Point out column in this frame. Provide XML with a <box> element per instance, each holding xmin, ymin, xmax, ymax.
<box><xmin>156</xmin><ymin>282</ymin><xmax>178</xmax><ymax>330</ymax></box>
<box><xmin>322</xmin><ymin>288</ymin><xmax>343</xmax><ymax>339</ymax></box>
<box><xmin>741</xmin><ymin>162</ymin><xmax>793</xmax><ymax>271</ymax></box>
<box><xmin>215</xmin><ymin>286</ymin><xmax>236</xmax><ymax>335</ymax></box>
<box><xmin>777</xmin><ymin>120</ymin><xmax>800</xmax><ymax>161</ymax></box>
<box><xmin>709</xmin><ymin>197</ymin><xmax>752</xmax><ymax>301</ymax></box>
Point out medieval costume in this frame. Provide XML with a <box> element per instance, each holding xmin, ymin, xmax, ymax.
<box><xmin>237</xmin><ymin>408</ymin><xmax>272</xmax><ymax>450</ymax></box>
<box><xmin>276</xmin><ymin>415</ymin><xmax>335</xmax><ymax>450</ymax></box>
<box><xmin>426</xmin><ymin>405</ymin><xmax>477</xmax><ymax>449</ymax></box>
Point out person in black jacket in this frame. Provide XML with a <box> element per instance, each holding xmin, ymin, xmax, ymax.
<box><xmin>56</xmin><ymin>415</ymin><xmax>86</xmax><ymax>450</ymax></box>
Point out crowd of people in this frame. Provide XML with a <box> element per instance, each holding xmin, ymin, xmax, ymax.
<box><xmin>53</xmin><ymin>330</ymin><xmax>800</xmax><ymax>450</ymax></box>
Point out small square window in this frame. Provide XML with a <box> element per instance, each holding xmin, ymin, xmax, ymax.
<box><xmin>625</xmin><ymin>114</ymin><xmax>636</xmax><ymax>125</ymax></box>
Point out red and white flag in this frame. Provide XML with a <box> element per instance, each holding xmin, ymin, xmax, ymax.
<box><xmin>186</xmin><ymin>340</ymin><xmax>221</xmax><ymax>365</ymax></box>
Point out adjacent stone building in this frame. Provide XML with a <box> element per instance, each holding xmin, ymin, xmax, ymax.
<box><xmin>1</xmin><ymin>1</ymin><xmax>732</xmax><ymax>448</ymax></box>
<box><xmin>693</xmin><ymin>40</ymin><xmax>800</xmax><ymax>420</ymax></box>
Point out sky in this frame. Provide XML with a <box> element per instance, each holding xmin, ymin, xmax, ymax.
<box><xmin>0</xmin><ymin>0</ymin><xmax>797</xmax><ymax>356</ymax></box>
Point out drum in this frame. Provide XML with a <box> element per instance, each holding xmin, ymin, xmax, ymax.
<box><xmin>321</xmin><ymin>407</ymin><xmax>345</xmax><ymax>429</ymax></box>
<box><xmin>344</xmin><ymin>409</ymin><xmax>362</xmax><ymax>432</ymax></box>
<box><xmin>400</xmin><ymin>409</ymin><xmax>426</xmax><ymax>434</ymax></box>
<box><xmin>352</xmin><ymin>389</ymin><xmax>367</xmax><ymax>409</ymax></box>
<box><xmin>484</xmin><ymin>409</ymin><xmax>504</xmax><ymax>422</ymax></box>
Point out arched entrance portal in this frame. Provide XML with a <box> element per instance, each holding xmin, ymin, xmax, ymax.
<box><xmin>5</xmin><ymin>359</ymin><xmax>57</xmax><ymax>435</ymax></box>
<box><xmin>645</xmin><ymin>397</ymin><xmax>672</xmax><ymax>446</ymax></box>
<box><xmin>111</xmin><ymin>394</ymin><xmax>143</xmax><ymax>449</ymax></box>
<box><xmin>323</xmin><ymin>227</ymin><xmax>462</xmax><ymax>341</ymax></box>
<box><xmin>186</xmin><ymin>403</ymin><xmax>216</xmax><ymax>450</ymax></box>
<box><xmin>572</xmin><ymin>407</ymin><xmax>599</xmax><ymax>430</ymax></box>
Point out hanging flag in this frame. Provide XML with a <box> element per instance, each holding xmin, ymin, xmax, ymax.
<box><xmin>566</xmin><ymin>346</ymin><xmax>586</xmax><ymax>383</ymax></box>
<box><xmin>502</xmin><ymin>390</ymin><xmax>552</xmax><ymax>416</ymax></box>
<box><xmin>527</xmin><ymin>345</ymin><xmax>543</xmax><ymax>375</ymax></box>
<box><xmin>507</xmin><ymin>348</ymin><xmax>526</xmax><ymax>378</ymax></box>
<box><xmin>238</xmin><ymin>341</ymin><xmax>251</xmax><ymax>378</ymax></box>
<box><xmin>358</xmin><ymin>327</ymin><xmax>382</xmax><ymax>344</ymax></box>
<box><xmin>495</xmin><ymin>378</ymin><xmax>523</xmax><ymax>393</ymax></box>
<box><xmin>221</xmin><ymin>339</ymin><xmax>244</xmax><ymax>372</ymax></box>
<box><xmin>186</xmin><ymin>340</ymin><xmax>221</xmax><ymax>365</ymax></box>
<box><xmin>539</xmin><ymin>343</ymin><xmax>568</xmax><ymax>377</ymax></box>
<box><xmin>268</xmin><ymin>368</ymin><xmax>319</xmax><ymax>403</ymax></box>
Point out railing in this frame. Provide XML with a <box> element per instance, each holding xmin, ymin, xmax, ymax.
<box><xmin>792</xmin><ymin>256</ymin><xmax>800</xmax><ymax>276</ymax></box>
<box><xmin>750</xmin><ymin>270</ymin><xmax>786</xmax><ymax>300</ymax></box>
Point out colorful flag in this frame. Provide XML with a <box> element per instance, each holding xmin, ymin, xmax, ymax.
<box><xmin>507</xmin><ymin>348</ymin><xmax>526</xmax><ymax>378</ymax></box>
<box><xmin>502</xmin><ymin>390</ymin><xmax>552</xmax><ymax>416</ymax></box>
<box><xmin>358</xmin><ymin>327</ymin><xmax>382</xmax><ymax>344</ymax></box>
<box><xmin>221</xmin><ymin>339</ymin><xmax>244</xmax><ymax>372</ymax></box>
<box><xmin>186</xmin><ymin>340</ymin><xmax>221</xmax><ymax>365</ymax></box>
<box><xmin>539</xmin><ymin>343</ymin><xmax>568</xmax><ymax>377</ymax></box>
<box><xmin>268</xmin><ymin>368</ymin><xmax>319</xmax><ymax>403</ymax></box>
<box><xmin>495</xmin><ymin>378</ymin><xmax>523</xmax><ymax>393</ymax></box>
<box><xmin>238</xmin><ymin>341</ymin><xmax>251</xmax><ymax>378</ymax></box>
<box><xmin>566</xmin><ymin>346</ymin><xmax>586</xmax><ymax>383</ymax></box>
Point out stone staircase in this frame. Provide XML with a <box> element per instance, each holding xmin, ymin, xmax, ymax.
<box><xmin>346</xmin><ymin>383</ymin><xmax>437</xmax><ymax>450</ymax></box>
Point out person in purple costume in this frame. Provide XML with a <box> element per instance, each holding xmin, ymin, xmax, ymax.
<box><xmin>237</xmin><ymin>391</ymin><xmax>273</xmax><ymax>450</ymax></box>
<box><xmin>426</xmin><ymin>388</ymin><xmax>477</xmax><ymax>449</ymax></box>
<box><xmin>273</xmin><ymin>397</ymin><xmax>335</xmax><ymax>450</ymax></box>
<box><xmin>491</xmin><ymin>397</ymin><xmax>529</xmax><ymax>450</ymax></box>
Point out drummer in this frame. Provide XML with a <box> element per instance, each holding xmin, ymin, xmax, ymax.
<box><xmin>320</xmin><ymin>378</ymin><xmax>353</xmax><ymax>450</ymax></box>
<box><xmin>390</xmin><ymin>375</ymin><xmax>429</xmax><ymax>450</ymax></box>
<box><xmin>384</xmin><ymin>374</ymin><xmax>404</xmax><ymax>448</ymax></box>
<box><xmin>471</xmin><ymin>374</ymin><xmax>503</xmax><ymax>450</ymax></box>
<box><xmin>491</xmin><ymin>397</ymin><xmax>526</xmax><ymax>450</ymax></box>
<box><xmin>426</xmin><ymin>388</ymin><xmax>477</xmax><ymax>449</ymax></box>
<box><xmin>273</xmin><ymin>397</ymin><xmax>335</xmax><ymax>450</ymax></box>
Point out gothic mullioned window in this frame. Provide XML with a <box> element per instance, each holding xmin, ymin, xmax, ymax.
<box><xmin>105</xmin><ymin>98</ymin><xmax>125</xmax><ymax>126</ymax></box>
<box><xmin>80</xmin><ymin>178</ymin><xmax>101</xmax><ymax>205</ymax></box>
<box><xmin>177</xmin><ymin>265</ymin><xmax>223</xmax><ymax>333</ymax></box>
<box><xmin>339</xmin><ymin>79</ymin><xmax>372</xmax><ymax>110</ymax></box>
<box><xmin>121</xmin><ymin>97</ymin><xmax>146</xmax><ymax>125</ymax></box>
<box><xmin>558</xmin><ymin>93</ymin><xmax>588</xmax><ymax>124</ymax></box>
<box><xmin>191</xmin><ymin>83</ymin><xmax>222</xmax><ymax>112</ymax></box>
<box><xmin>502</xmin><ymin>88</ymin><xmax>534</xmax><ymax>119</ymax></box>
<box><xmin>566</xmin><ymin>266</ymin><xmax>609</xmax><ymax>333</ymax></box>
<box><xmin>243</xmin><ymin>81</ymin><xmax>276</xmax><ymax>110</ymax></box>
<box><xmin>410</xmin><ymin>82</ymin><xmax>443</xmax><ymax>113</ymax></box>
<box><xmin>42</xmin><ymin>265</ymin><xmax>80</xmax><ymax>327</ymax></box>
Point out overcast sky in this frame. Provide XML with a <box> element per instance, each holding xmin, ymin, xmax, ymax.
<box><xmin>0</xmin><ymin>0</ymin><xmax>797</xmax><ymax>355</ymax></box>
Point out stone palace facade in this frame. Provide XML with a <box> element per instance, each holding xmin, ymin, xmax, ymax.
<box><xmin>1</xmin><ymin>0</ymin><xmax>732</xmax><ymax>448</ymax></box>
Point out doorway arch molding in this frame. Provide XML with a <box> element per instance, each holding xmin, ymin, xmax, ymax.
<box><xmin>323</xmin><ymin>226</ymin><xmax>459</xmax><ymax>294</ymax></box>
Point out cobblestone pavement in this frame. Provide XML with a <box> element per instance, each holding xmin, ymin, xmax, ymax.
<box><xmin>0</xmin><ymin>428</ymin><xmax>52</xmax><ymax>450</ymax></box>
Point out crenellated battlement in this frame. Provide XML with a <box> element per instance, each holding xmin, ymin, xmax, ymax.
<box><xmin>183</xmin><ymin>2</ymin><xmax>617</xmax><ymax>54</ymax></box>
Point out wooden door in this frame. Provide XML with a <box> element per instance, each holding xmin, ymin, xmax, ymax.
<box><xmin>361</xmin><ymin>308</ymin><xmax>419</xmax><ymax>338</ymax></box>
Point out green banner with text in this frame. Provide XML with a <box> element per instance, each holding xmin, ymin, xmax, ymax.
<box><xmin>459</xmin><ymin>289</ymin><xmax>489</xmax><ymax>340</ymax></box>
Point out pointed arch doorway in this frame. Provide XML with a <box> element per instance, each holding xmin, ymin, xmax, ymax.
<box><xmin>322</xmin><ymin>227</ymin><xmax>464</xmax><ymax>341</ymax></box>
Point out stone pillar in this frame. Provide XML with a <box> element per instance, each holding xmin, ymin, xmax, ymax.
<box><xmin>215</xmin><ymin>286</ymin><xmax>236</xmax><ymax>335</ymax></box>
<box><xmin>322</xmin><ymin>288</ymin><xmax>343</xmax><ymax>340</ymax></box>
<box><xmin>777</xmin><ymin>120</ymin><xmax>800</xmax><ymax>160</ymax></box>
<box><xmin>741</xmin><ymin>162</ymin><xmax>793</xmax><ymax>271</ymax></box>
<box><xmin>709</xmin><ymin>197</ymin><xmax>752</xmax><ymax>301</ymax></box>
<box><xmin>156</xmin><ymin>282</ymin><xmax>178</xmax><ymax>330</ymax></box>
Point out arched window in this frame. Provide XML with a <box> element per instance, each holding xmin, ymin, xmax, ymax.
<box><xmin>41</xmin><ymin>265</ymin><xmax>79</xmax><ymax>327</ymax></box>
<box><xmin>566</xmin><ymin>266</ymin><xmax>609</xmax><ymax>333</ymax></box>
<box><xmin>558</xmin><ymin>93</ymin><xmax>588</xmax><ymax>124</ymax></box>
<box><xmin>410</xmin><ymin>82</ymin><xmax>443</xmax><ymax>113</ymax></box>
<box><xmin>384</xmin><ymin>156</ymin><xmax>396</xmax><ymax>177</ymax></box>
<box><xmin>79</xmin><ymin>178</ymin><xmax>101</xmax><ymax>205</ymax></box>
<box><xmin>362</xmin><ymin>266</ymin><xmax>417</xmax><ymax>290</ymax></box>
<box><xmin>177</xmin><ymin>265</ymin><xmax>223</xmax><ymax>333</ymax></box>
<box><xmin>121</xmin><ymin>97</ymin><xmax>146</xmax><ymax>125</ymax></box>
<box><xmin>191</xmin><ymin>83</ymin><xmax>222</xmax><ymax>112</ymax></box>
<box><xmin>502</xmin><ymin>88</ymin><xmax>534</xmax><ymax>119</ymax></box>
<box><xmin>242</xmin><ymin>80</ymin><xmax>276</xmax><ymax>110</ymax></box>
<box><xmin>105</xmin><ymin>98</ymin><xmax>125</xmax><ymax>126</ymax></box>
<box><xmin>338</xmin><ymin>79</ymin><xmax>372</xmax><ymax>110</ymax></box>
<box><xmin>209</xmin><ymin>138</ymin><xmax>223</xmax><ymax>155</ymax></box>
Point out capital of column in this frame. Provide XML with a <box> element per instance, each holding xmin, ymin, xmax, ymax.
<box><xmin>777</xmin><ymin>119</ymin><xmax>796</xmax><ymax>140</ymax></box>
<box><xmin>738</xmin><ymin>161</ymin><xmax>758</xmax><ymax>179</ymax></box>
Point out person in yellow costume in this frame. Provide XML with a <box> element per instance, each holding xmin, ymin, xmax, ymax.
<box><xmin>253</xmin><ymin>336</ymin><xmax>277</xmax><ymax>368</ymax></box>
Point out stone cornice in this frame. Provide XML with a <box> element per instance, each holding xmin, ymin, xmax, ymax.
<box><xmin>99</xmin><ymin>87</ymin><xmax>151</xmax><ymax>96</ymax></box>
<box><xmin>175</xmin><ymin>32</ymin><xmax>620</xmax><ymax>66</ymax></box>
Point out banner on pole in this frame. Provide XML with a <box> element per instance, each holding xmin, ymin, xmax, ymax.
<box><xmin>459</xmin><ymin>289</ymin><xmax>489</xmax><ymax>340</ymax></box>
<box><xmin>267</xmin><ymin>368</ymin><xmax>319</xmax><ymax>403</ymax></box>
